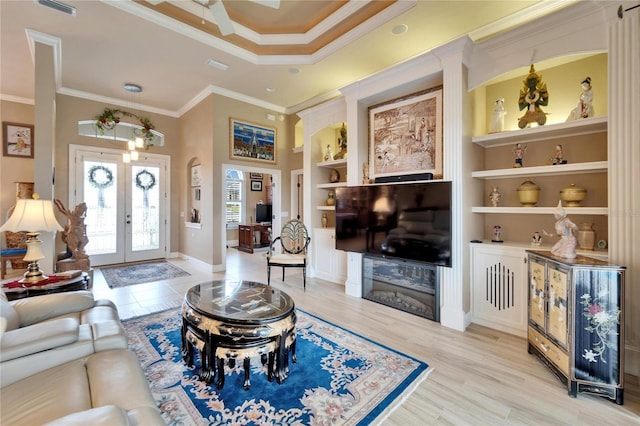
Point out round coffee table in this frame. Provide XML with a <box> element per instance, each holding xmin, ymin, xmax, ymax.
<box><xmin>181</xmin><ymin>280</ymin><xmax>296</xmax><ymax>390</ymax></box>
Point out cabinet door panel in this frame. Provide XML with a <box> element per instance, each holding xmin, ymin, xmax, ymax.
<box><xmin>547</xmin><ymin>265</ymin><xmax>569</xmax><ymax>347</ymax></box>
<box><xmin>529</xmin><ymin>259</ymin><xmax>546</xmax><ymax>329</ymax></box>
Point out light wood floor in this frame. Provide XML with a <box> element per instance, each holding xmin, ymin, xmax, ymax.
<box><xmin>86</xmin><ymin>250</ymin><xmax>639</xmax><ymax>425</ymax></box>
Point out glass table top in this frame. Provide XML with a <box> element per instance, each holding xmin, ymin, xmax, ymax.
<box><xmin>184</xmin><ymin>280</ymin><xmax>295</xmax><ymax>323</ymax></box>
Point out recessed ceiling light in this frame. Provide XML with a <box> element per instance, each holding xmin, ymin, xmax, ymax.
<box><xmin>392</xmin><ymin>24</ymin><xmax>408</xmax><ymax>35</ymax></box>
<box><xmin>288</xmin><ymin>67</ymin><xmax>301</xmax><ymax>74</ymax></box>
<box><xmin>206</xmin><ymin>58</ymin><xmax>229</xmax><ymax>71</ymax></box>
<box><xmin>266</xmin><ymin>87</ymin><xmax>275</xmax><ymax>93</ymax></box>
<box><xmin>124</xmin><ymin>83</ymin><xmax>142</xmax><ymax>93</ymax></box>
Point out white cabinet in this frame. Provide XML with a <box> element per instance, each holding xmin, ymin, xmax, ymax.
<box><xmin>312</xmin><ymin>228</ymin><xmax>347</xmax><ymax>284</ymax></box>
<box><xmin>471</xmin><ymin>243</ymin><xmax>528</xmax><ymax>336</ymax></box>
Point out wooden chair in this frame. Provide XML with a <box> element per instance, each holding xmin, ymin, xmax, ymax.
<box><xmin>267</xmin><ymin>220</ymin><xmax>311</xmax><ymax>290</ymax></box>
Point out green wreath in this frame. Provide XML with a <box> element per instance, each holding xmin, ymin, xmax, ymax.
<box><xmin>88</xmin><ymin>165</ymin><xmax>114</xmax><ymax>189</ymax></box>
<box><xmin>135</xmin><ymin>169</ymin><xmax>156</xmax><ymax>191</ymax></box>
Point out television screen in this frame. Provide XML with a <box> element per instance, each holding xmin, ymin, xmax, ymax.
<box><xmin>255</xmin><ymin>204</ymin><xmax>272</xmax><ymax>224</ymax></box>
<box><xmin>335</xmin><ymin>181</ymin><xmax>451</xmax><ymax>267</ymax></box>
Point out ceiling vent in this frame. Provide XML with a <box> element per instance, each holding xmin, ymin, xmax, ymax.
<box><xmin>35</xmin><ymin>0</ymin><xmax>76</xmax><ymax>16</ymax></box>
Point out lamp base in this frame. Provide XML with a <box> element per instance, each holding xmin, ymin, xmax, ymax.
<box><xmin>18</xmin><ymin>260</ymin><xmax>48</xmax><ymax>284</ymax></box>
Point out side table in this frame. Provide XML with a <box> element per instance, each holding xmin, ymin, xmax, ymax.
<box><xmin>1</xmin><ymin>272</ymin><xmax>90</xmax><ymax>301</ymax></box>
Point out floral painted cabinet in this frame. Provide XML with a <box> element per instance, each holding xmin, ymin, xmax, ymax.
<box><xmin>527</xmin><ymin>250</ymin><xmax>625</xmax><ymax>404</ymax></box>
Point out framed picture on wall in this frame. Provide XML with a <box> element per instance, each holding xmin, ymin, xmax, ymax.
<box><xmin>230</xmin><ymin>118</ymin><xmax>276</xmax><ymax>164</ymax></box>
<box><xmin>250</xmin><ymin>172</ymin><xmax>263</xmax><ymax>180</ymax></box>
<box><xmin>191</xmin><ymin>164</ymin><xmax>202</xmax><ymax>187</ymax></box>
<box><xmin>3</xmin><ymin>122</ymin><xmax>34</xmax><ymax>158</ymax></box>
<box><xmin>369</xmin><ymin>88</ymin><xmax>443</xmax><ymax>180</ymax></box>
<box><xmin>251</xmin><ymin>180</ymin><xmax>263</xmax><ymax>191</ymax></box>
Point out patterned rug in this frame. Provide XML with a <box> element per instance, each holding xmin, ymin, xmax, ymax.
<box><xmin>100</xmin><ymin>261</ymin><xmax>190</xmax><ymax>288</ymax></box>
<box><xmin>123</xmin><ymin>308</ymin><xmax>430</xmax><ymax>425</ymax></box>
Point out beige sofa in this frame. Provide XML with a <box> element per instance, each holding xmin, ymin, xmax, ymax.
<box><xmin>0</xmin><ymin>291</ymin><xmax>165</xmax><ymax>425</ymax></box>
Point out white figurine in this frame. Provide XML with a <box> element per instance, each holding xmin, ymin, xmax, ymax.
<box><xmin>489</xmin><ymin>97</ymin><xmax>506</xmax><ymax>133</ymax></box>
<box><xmin>550</xmin><ymin>200</ymin><xmax>578</xmax><ymax>259</ymax></box>
<box><xmin>324</xmin><ymin>144</ymin><xmax>333</xmax><ymax>161</ymax></box>
<box><xmin>489</xmin><ymin>187</ymin><xmax>501</xmax><ymax>207</ymax></box>
<box><xmin>566</xmin><ymin>77</ymin><xmax>594</xmax><ymax>121</ymax></box>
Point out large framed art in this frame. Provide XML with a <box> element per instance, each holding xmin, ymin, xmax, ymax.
<box><xmin>230</xmin><ymin>118</ymin><xmax>276</xmax><ymax>164</ymax></box>
<box><xmin>369</xmin><ymin>88</ymin><xmax>442</xmax><ymax>180</ymax></box>
<box><xmin>3</xmin><ymin>122</ymin><xmax>34</xmax><ymax>158</ymax></box>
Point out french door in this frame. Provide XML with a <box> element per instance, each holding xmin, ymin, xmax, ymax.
<box><xmin>69</xmin><ymin>145</ymin><xmax>169</xmax><ymax>266</ymax></box>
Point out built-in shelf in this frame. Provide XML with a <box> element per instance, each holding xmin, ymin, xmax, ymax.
<box><xmin>184</xmin><ymin>222</ymin><xmax>202</xmax><ymax>229</ymax></box>
<box><xmin>316</xmin><ymin>158</ymin><xmax>347</xmax><ymax>168</ymax></box>
<box><xmin>317</xmin><ymin>182</ymin><xmax>345</xmax><ymax>189</ymax></box>
<box><xmin>471</xmin><ymin>116</ymin><xmax>607</xmax><ymax>148</ymax></box>
<box><xmin>471</xmin><ymin>206</ymin><xmax>607</xmax><ymax>215</ymax></box>
<box><xmin>471</xmin><ymin>161</ymin><xmax>607</xmax><ymax>179</ymax></box>
<box><xmin>317</xmin><ymin>206</ymin><xmax>335</xmax><ymax>211</ymax></box>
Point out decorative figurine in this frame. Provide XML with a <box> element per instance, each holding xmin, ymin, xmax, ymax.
<box><xmin>551</xmin><ymin>144</ymin><xmax>567</xmax><ymax>165</ymax></box>
<box><xmin>362</xmin><ymin>162</ymin><xmax>370</xmax><ymax>184</ymax></box>
<box><xmin>324</xmin><ymin>144</ymin><xmax>333</xmax><ymax>161</ymax></box>
<box><xmin>517</xmin><ymin>64</ymin><xmax>549</xmax><ymax>128</ymax></box>
<box><xmin>489</xmin><ymin>187</ymin><xmax>501</xmax><ymax>207</ymax></box>
<box><xmin>492</xmin><ymin>225</ymin><xmax>503</xmax><ymax>243</ymax></box>
<box><xmin>321</xmin><ymin>213</ymin><xmax>328</xmax><ymax>228</ymax></box>
<box><xmin>333</xmin><ymin>122</ymin><xmax>348</xmax><ymax>160</ymax></box>
<box><xmin>550</xmin><ymin>200</ymin><xmax>578</xmax><ymax>259</ymax></box>
<box><xmin>566</xmin><ymin>76</ymin><xmax>594</xmax><ymax>121</ymax></box>
<box><xmin>531</xmin><ymin>231</ymin><xmax>542</xmax><ymax>246</ymax></box>
<box><xmin>329</xmin><ymin>168</ymin><xmax>340</xmax><ymax>183</ymax></box>
<box><xmin>489</xmin><ymin>97</ymin><xmax>506</xmax><ymax>133</ymax></box>
<box><xmin>513</xmin><ymin>143</ymin><xmax>527</xmax><ymax>167</ymax></box>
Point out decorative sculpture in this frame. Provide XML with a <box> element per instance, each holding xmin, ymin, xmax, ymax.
<box><xmin>566</xmin><ymin>76</ymin><xmax>594</xmax><ymax>121</ymax></box>
<box><xmin>550</xmin><ymin>200</ymin><xmax>578</xmax><ymax>259</ymax></box>
<box><xmin>517</xmin><ymin>64</ymin><xmax>549</xmax><ymax>128</ymax></box>
<box><xmin>513</xmin><ymin>143</ymin><xmax>527</xmax><ymax>167</ymax></box>
<box><xmin>489</xmin><ymin>187</ymin><xmax>501</xmax><ymax>207</ymax></box>
<box><xmin>489</xmin><ymin>97</ymin><xmax>506</xmax><ymax>133</ymax></box>
<box><xmin>54</xmin><ymin>199</ymin><xmax>90</xmax><ymax>272</ymax></box>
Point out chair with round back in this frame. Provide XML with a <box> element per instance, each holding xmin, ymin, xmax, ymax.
<box><xmin>266</xmin><ymin>220</ymin><xmax>311</xmax><ymax>290</ymax></box>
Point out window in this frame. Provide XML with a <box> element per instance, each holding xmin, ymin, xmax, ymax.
<box><xmin>226</xmin><ymin>169</ymin><xmax>244</xmax><ymax>228</ymax></box>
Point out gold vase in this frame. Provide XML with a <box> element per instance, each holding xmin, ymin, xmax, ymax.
<box><xmin>560</xmin><ymin>183</ymin><xmax>587</xmax><ymax>207</ymax></box>
<box><xmin>517</xmin><ymin>178</ymin><xmax>540</xmax><ymax>206</ymax></box>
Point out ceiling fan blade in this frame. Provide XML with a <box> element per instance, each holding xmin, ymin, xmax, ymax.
<box><xmin>250</xmin><ymin>0</ymin><xmax>280</xmax><ymax>9</ymax></box>
<box><xmin>209</xmin><ymin>0</ymin><xmax>234</xmax><ymax>35</ymax></box>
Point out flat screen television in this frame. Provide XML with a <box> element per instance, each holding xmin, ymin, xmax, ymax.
<box><xmin>255</xmin><ymin>204</ymin><xmax>272</xmax><ymax>224</ymax></box>
<box><xmin>335</xmin><ymin>181</ymin><xmax>452</xmax><ymax>267</ymax></box>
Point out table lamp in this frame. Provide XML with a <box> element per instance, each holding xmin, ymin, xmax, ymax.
<box><xmin>0</xmin><ymin>194</ymin><xmax>63</xmax><ymax>283</ymax></box>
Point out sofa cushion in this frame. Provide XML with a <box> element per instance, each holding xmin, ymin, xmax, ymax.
<box><xmin>43</xmin><ymin>405</ymin><xmax>130</xmax><ymax>426</ymax></box>
<box><xmin>0</xmin><ymin>318</ymin><xmax>78</xmax><ymax>361</ymax></box>
<box><xmin>11</xmin><ymin>291</ymin><xmax>95</xmax><ymax>327</ymax></box>
<box><xmin>1</xmin><ymin>357</ymin><xmax>93</xmax><ymax>425</ymax></box>
<box><xmin>0</xmin><ymin>293</ymin><xmax>19</xmax><ymax>331</ymax></box>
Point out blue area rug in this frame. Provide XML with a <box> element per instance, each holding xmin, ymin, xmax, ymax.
<box><xmin>123</xmin><ymin>308</ymin><xmax>430</xmax><ymax>425</ymax></box>
<box><xmin>100</xmin><ymin>261</ymin><xmax>190</xmax><ymax>288</ymax></box>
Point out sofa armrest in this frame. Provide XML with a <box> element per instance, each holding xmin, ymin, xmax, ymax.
<box><xmin>0</xmin><ymin>318</ymin><xmax>78</xmax><ymax>361</ymax></box>
<box><xmin>43</xmin><ymin>405</ymin><xmax>130</xmax><ymax>426</ymax></box>
<box><xmin>11</xmin><ymin>291</ymin><xmax>95</xmax><ymax>326</ymax></box>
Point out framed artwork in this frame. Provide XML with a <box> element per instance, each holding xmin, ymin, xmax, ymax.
<box><xmin>369</xmin><ymin>88</ymin><xmax>442</xmax><ymax>180</ymax></box>
<box><xmin>191</xmin><ymin>164</ymin><xmax>202</xmax><ymax>187</ymax></box>
<box><xmin>3</xmin><ymin>122</ymin><xmax>34</xmax><ymax>158</ymax></box>
<box><xmin>251</xmin><ymin>180</ymin><xmax>263</xmax><ymax>191</ymax></box>
<box><xmin>250</xmin><ymin>172</ymin><xmax>263</xmax><ymax>180</ymax></box>
<box><xmin>230</xmin><ymin>118</ymin><xmax>276</xmax><ymax>164</ymax></box>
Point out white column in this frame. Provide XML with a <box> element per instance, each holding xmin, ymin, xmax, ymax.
<box><xmin>608</xmin><ymin>4</ymin><xmax>640</xmax><ymax>376</ymax></box>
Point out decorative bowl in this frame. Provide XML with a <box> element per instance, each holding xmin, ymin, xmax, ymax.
<box><xmin>517</xmin><ymin>178</ymin><xmax>540</xmax><ymax>206</ymax></box>
<box><xmin>560</xmin><ymin>183</ymin><xmax>587</xmax><ymax>207</ymax></box>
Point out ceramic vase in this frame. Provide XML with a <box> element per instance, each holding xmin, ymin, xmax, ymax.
<box><xmin>326</xmin><ymin>191</ymin><xmax>335</xmax><ymax>206</ymax></box>
<box><xmin>577</xmin><ymin>223</ymin><xmax>596</xmax><ymax>250</ymax></box>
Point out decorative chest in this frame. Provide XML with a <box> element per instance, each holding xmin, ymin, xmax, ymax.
<box><xmin>527</xmin><ymin>250</ymin><xmax>625</xmax><ymax>404</ymax></box>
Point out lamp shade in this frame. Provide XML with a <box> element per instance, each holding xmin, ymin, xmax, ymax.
<box><xmin>0</xmin><ymin>198</ymin><xmax>63</xmax><ymax>233</ymax></box>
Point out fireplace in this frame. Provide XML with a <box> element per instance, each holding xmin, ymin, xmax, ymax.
<box><xmin>362</xmin><ymin>254</ymin><xmax>440</xmax><ymax>322</ymax></box>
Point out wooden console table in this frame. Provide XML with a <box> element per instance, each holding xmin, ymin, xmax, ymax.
<box><xmin>238</xmin><ymin>224</ymin><xmax>271</xmax><ymax>254</ymax></box>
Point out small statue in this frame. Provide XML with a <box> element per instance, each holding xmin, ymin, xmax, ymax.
<box><xmin>492</xmin><ymin>225</ymin><xmax>503</xmax><ymax>243</ymax></box>
<box><xmin>551</xmin><ymin>144</ymin><xmax>566</xmax><ymax>165</ymax></box>
<box><xmin>566</xmin><ymin>77</ymin><xmax>594</xmax><ymax>121</ymax></box>
<box><xmin>489</xmin><ymin>97</ymin><xmax>506</xmax><ymax>133</ymax></box>
<box><xmin>54</xmin><ymin>199</ymin><xmax>89</xmax><ymax>260</ymax></box>
<box><xmin>489</xmin><ymin>187</ymin><xmax>501</xmax><ymax>207</ymax></box>
<box><xmin>518</xmin><ymin>64</ymin><xmax>549</xmax><ymax>128</ymax></box>
<box><xmin>324</xmin><ymin>144</ymin><xmax>333</xmax><ymax>161</ymax></box>
<box><xmin>513</xmin><ymin>143</ymin><xmax>527</xmax><ymax>167</ymax></box>
<box><xmin>531</xmin><ymin>231</ymin><xmax>542</xmax><ymax>246</ymax></box>
<box><xmin>329</xmin><ymin>168</ymin><xmax>340</xmax><ymax>183</ymax></box>
<box><xmin>550</xmin><ymin>200</ymin><xmax>578</xmax><ymax>259</ymax></box>
<box><xmin>362</xmin><ymin>162</ymin><xmax>370</xmax><ymax>184</ymax></box>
